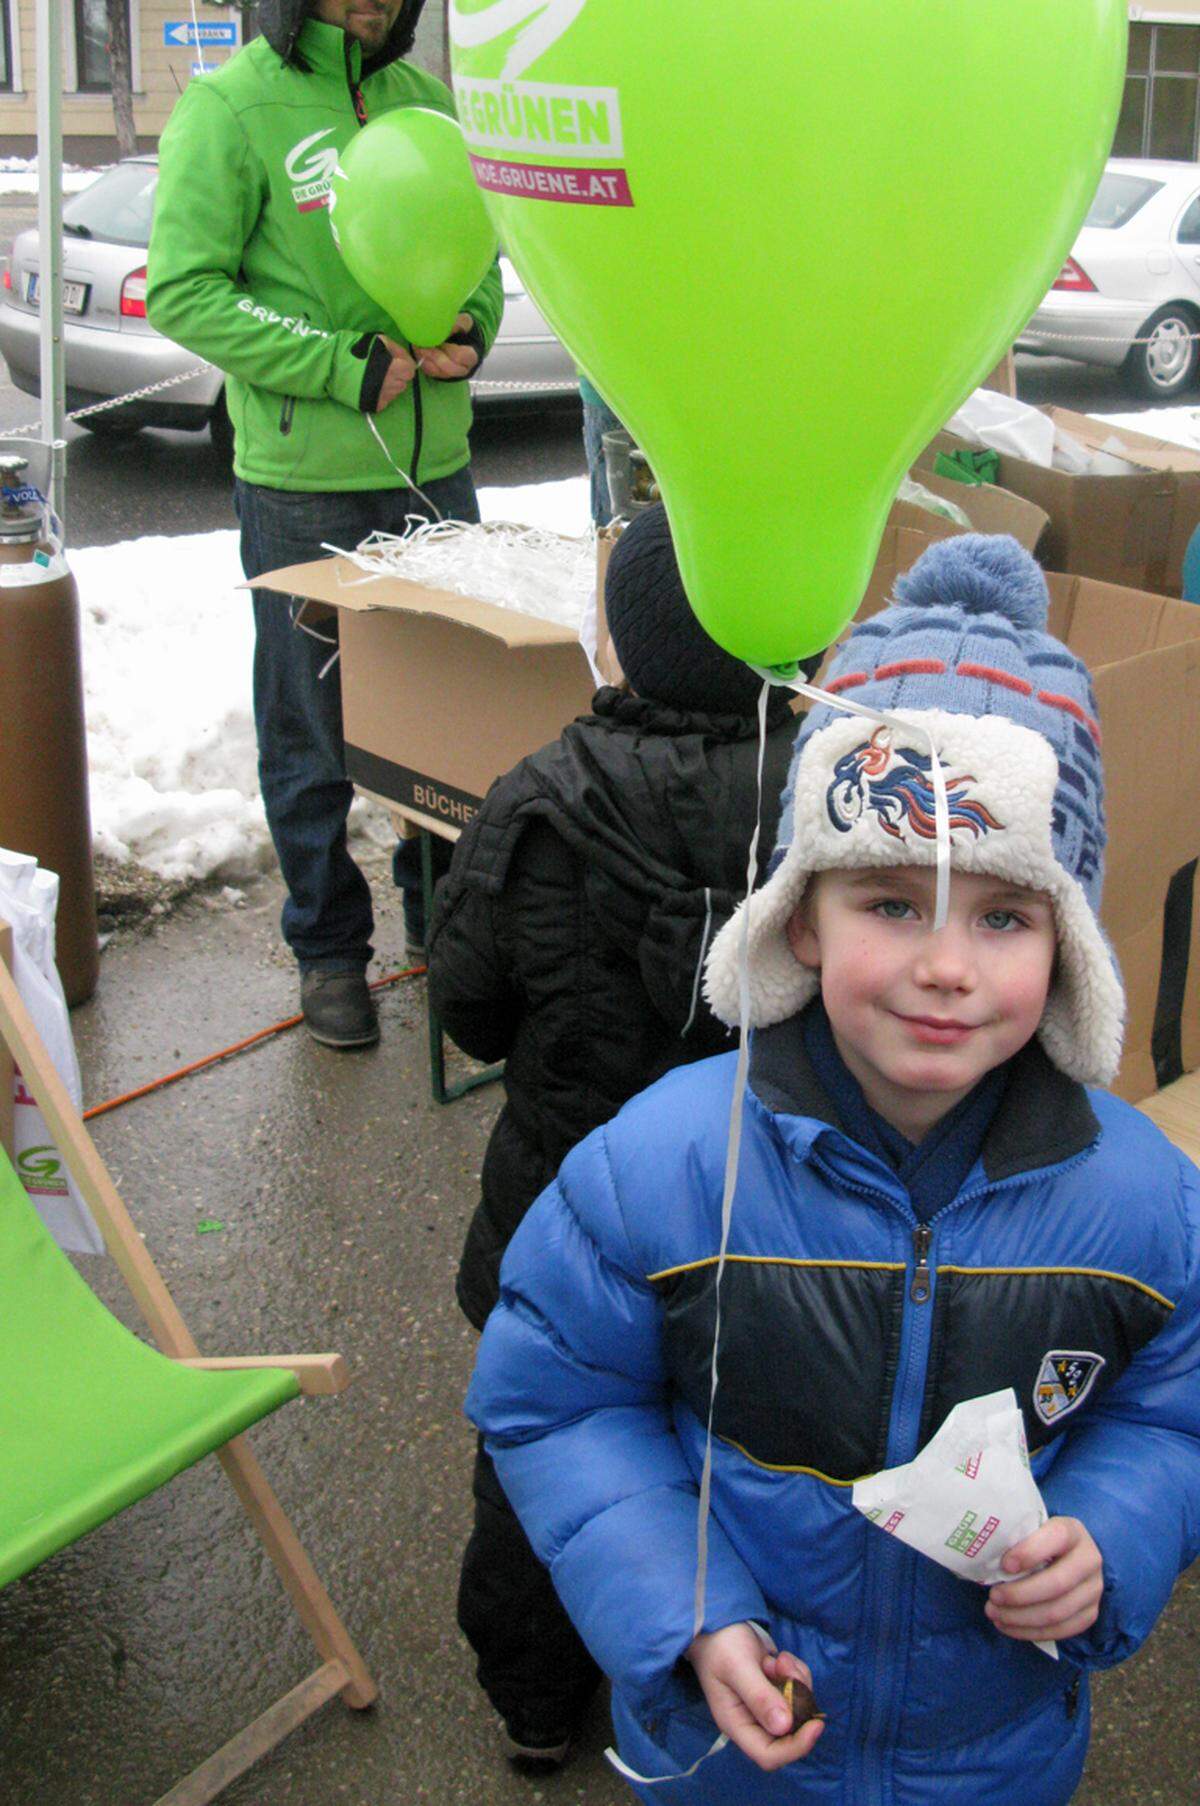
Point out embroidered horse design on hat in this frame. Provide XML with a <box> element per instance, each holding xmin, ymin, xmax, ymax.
<box><xmin>826</xmin><ymin>729</ymin><xmax>1004</xmax><ymax>844</ymax></box>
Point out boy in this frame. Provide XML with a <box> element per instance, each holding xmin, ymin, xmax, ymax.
<box><xmin>430</xmin><ymin>502</ymin><xmax>806</xmax><ymax>1769</ymax></box>
<box><xmin>466</xmin><ymin>534</ymin><xmax>1200</xmax><ymax>1803</ymax></box>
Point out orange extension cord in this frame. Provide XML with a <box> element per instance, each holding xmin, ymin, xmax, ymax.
<box><xmin>81</xmin><ymin>963</ymin><xmax>427</xmax><ymax>1123</ymax></box>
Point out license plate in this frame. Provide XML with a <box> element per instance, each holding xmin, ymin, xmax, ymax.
<box><xmin>25</xmin><ymin>273</ymin><xmax>87</xmax><ymax>315</ymax></box>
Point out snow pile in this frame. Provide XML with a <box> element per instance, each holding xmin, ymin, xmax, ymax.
<box><xmin>0</xmin><ymin>159</ymin><xmax>107</xmax><ymax>197</ymax></box>
<box><xmin>76</xmin><ymin>476</ymin><xmax>589</xmax><ymax>884</ymax></box>
<box><xmin>77</xmin><ymin>529</ymin><xmax>268</xmax><ymax>884</ymax></box>
<box><xmin>1091</xmin><ymin>407</ymin><xmax>1200</xmax><ymax>455</ymax></box>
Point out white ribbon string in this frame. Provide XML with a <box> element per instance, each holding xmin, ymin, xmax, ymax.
<box><xmin>603</xmin><ymin>691</ymin><xmax>769</xmax><ymax>1792</ymax></box>
<box><xmin>695</xmin><ymin>681</ymin><xmax>769</xmax><ymax>1639</ymax></box>
<box><xmin>605</xmin><ymin>675</ymin><xmax>952</xmax><ymax>1789</ymax></box>
<box><xmin>784</xmin><ymin>678</ymin><xmax>952</xmax><ymax>933</ymax></box>
<box><xmin>606</xmin><ymin>1730</ymin><xmax>730</xmax><ymax>1786</ymax></box>
<box><xmin>365</xmin><ymin>409</ymin><xmax>444</xmax><ymax>521</ymax></box>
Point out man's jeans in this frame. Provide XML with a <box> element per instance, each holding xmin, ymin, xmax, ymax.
<box><xmin>582</xmin><ymin>393</ymin><xmax>622</xmax><ymax>527</ymax></box>
<box><xmin>236</xmin><ymin>469</ymin><xmax>479</xmax><ymax>972</ymax></box>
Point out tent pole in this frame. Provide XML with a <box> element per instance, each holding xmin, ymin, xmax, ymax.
<box><xmin>36</xmin><ymin>0</ymin><xmax>66</xmax><ymax>526</ymax></box>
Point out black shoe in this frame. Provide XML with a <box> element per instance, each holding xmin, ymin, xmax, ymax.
<box><xmin>501</xmin><ymin>1720</ymin><xmax>573</xmax><ymax>1775</ymax></box>
<box><xmin>402</xmin><ymin>912</ymin><xmax>426</xmax><ymax>962</ymax></box>
<box><xmin>300</xmin><ymin>969</ymin><xmax>379</xmax><ymax>1049</ymax></box>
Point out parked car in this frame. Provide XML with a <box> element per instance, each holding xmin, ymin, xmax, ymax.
<box><xmin>1018</xmin><ymin>158</ymin><xmax>1200</xmax><ymax>400</ymax></box>
<box><xmin>0</xmin><ymin>156</ymin><xmax>578</xmax><ymax>456</ymax></box>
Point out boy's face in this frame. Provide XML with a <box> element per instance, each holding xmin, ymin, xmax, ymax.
<box><xmin>786</xmin><ymin>865</ymin><xmax>1057</xmax><ymax>1142</ymax></box>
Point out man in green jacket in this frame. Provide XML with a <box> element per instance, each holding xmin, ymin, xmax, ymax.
<box><xmin>147</xmin><ymin>0</ymin><xmax>502</xmax><ymax>1048</ymax></box>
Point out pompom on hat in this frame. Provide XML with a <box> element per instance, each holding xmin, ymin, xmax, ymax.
<box><xmin>703</xmin><ymin>533</ymin><xmax>1125</xmax><ymax>1086</ymax></box>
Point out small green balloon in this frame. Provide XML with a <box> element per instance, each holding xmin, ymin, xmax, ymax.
<box><xmin>330</xmin><ymin>106</ymin><xmax>498</xmax><ymax>347</ymax></box>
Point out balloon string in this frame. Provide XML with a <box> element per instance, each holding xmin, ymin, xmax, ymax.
<box><xmin>602</xmin><ymin>688</ymin><xmax>769</xmax><ymax>1794</ymax></box>
<box><xmin>784</xmin><ymin>679</ymin><xmax>951</xmax><ymax>931</ymax></box>
<box><xmin>693</xmin><ymin>681</ymin><xmax>769</xmax><ymax>1628</ymax></box>
<box><xmin>365</xmin><ymin>403</ymin><xmax>444</xmax><ymax>522</ymax></box>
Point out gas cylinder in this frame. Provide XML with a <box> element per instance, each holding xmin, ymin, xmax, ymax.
<box><xmin>0</xmin><ymin>455</ymin><xmax>98</xmax><ymax>1005</ymax></box>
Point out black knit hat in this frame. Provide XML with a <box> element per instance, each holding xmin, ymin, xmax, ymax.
<box><xmin>604</xmin><ymin>505</ymin><xmax>768</xmax><ymax>717</ymax></box>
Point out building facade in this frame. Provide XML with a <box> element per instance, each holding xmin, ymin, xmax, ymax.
<box><xmin>0</xmin><ymin>0</ymin><xmax>449</xmax><ymax>159</ymax></box>
<box><xmin>2</xmin><ymin>3</ymin><xmax>1199</xmax><ymax>165</ymax></box>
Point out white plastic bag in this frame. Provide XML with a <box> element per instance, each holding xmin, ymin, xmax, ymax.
<box><xmin>945</xmin><ymin>388</ymin><xmax>1140</xmax><ymax>477</ymax></box>
<box><xmin>0</xmin><ymin>847</ymin><xmax>104</xmax><ymax>1254</ymax></box>
<box><xmin>946</xmin><ymin>390</ymin><xmax>1057</xmax><ymax>466</ymax></box>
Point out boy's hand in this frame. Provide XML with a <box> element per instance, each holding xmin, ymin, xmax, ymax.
<box><xmin>414</xmin><ymin>313</ymin><xmax>480</xmax><ymax>380</ymax></box>
<box><xmin>686</xmin><ymin>1624</ymin><xmax>825</xmax><ymax>1772</ymax></box>
<box><xmin>985</xmin><ymin>1516</ymin><xmax>1104</xmax><ymax>1642</ymax></box>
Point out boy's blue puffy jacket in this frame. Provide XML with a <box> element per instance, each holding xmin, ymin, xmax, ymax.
<box><xmin>467</xmin><ymin>1016</ymin><xmax>1200</xmax><ymax>1805</ymax></box>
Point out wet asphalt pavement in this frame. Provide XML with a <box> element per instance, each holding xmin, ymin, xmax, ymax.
<box><xmin>0</xmin><ymin>858</ymin><xmax>1196</xmax><ymax>1806</ymax></box>
<box><xmin>0</xmin><ymin>854</ymin><xmax>626</xmax><ymax>1806</ymax></box>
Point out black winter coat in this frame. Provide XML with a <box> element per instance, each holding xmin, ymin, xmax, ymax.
<box><xmin>428</xmin><ymin>686</ymin><xmax>798</xmax><ymax>1330</ymax></box>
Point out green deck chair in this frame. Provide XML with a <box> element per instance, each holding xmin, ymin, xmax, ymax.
<box><xmin>0</xmin><ymin>934</ymin><xmax>376</xmax><ymax>1806</ymax></box>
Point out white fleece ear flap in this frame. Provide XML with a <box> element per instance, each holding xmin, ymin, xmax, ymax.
<box><xmin>1037</xmin><ymin>876</ymin><xmax>1125</xmax><ymax>1087</ymax></box>
<box><xmin>704</xmin><ymin>849</ymin><xmax>818</xmax><ymax>1030</ymax></box>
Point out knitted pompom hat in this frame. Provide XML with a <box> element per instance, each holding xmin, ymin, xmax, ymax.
<box><xmin>703</xmin><ymin>533</ymin><xmax>1125</xmax><ymax>1085</ymax></box>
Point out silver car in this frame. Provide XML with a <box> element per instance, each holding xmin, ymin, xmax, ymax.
<box><xmin>0</xmin><ymin>155</ymin><xmax>577</xmax><ymax>455</ymax></box>
<box><xmin>1018</xmin><ymin>158</ymin><xmax>1200</xmax><ymax>400</ymax></box>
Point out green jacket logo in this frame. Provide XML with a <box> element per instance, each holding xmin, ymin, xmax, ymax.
<box><xmin>449</xmin><ymin>0</ymin><xmax>588</xmax><ymax>80</ymax></box>
<box><xmin>286</xmin><ymin>127</ymin><xmax>339</xmax><ymax>213</ymax></box>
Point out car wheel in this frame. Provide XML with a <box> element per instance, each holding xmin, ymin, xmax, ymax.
<box><xmin>79</xmin><ymin>415</ymin><xmax>143</xmax><ymax>440</ymax></box>
<box><xmin>209</xmin><ymin>387</ymin><xmax>234</xmax><ymax>466</ymax></box>
<box><xmin>1126</xmin><ymin>304</ymin><xmax>1200</xmax><ymax>400</ymax></box>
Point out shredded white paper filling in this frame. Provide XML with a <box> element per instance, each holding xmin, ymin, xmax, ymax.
<box><xmin>326</xmin><ymin>519</ymin><xmax>599</xmax><ymax>634</ymax></box>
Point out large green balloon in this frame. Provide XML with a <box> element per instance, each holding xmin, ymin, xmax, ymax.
<box><xmin>329</xmin><ymin>107</ymin><xmax>498</xmax><ymax>347</ymax></box>
<box><xmin>450</xmin><ymin>0</ymin><xmax>1126</xmax><ymax>668</ymax></box>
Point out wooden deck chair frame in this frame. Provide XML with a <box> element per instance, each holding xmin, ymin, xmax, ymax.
<box><xmin>0</xmin><ymin>923</ymin><xmax>377</xmax><ymax>1806</ymax></box>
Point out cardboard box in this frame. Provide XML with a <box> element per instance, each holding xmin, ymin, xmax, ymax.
<box><xmin>1138</xmin><ymin>1070</ymin><xmax>1200</xmax><ymax>1162</ymax></box>
<box><xmin>923</xmin><ymin>406</ymin><xmax>1200</xmax><ymax>597</ymax></box>
<box><xmin>250</xmin><ymin>557</ymin><xmax>597</xmax><ymax>836</ymax></box>
<box><xmin>864</xmin><ymin>527</ymin><xmax>1200</xmax><ymax>1103</ymax></box>
<box><xmin>899</xmin><ymin>468</ymin><xmax>1048</xmax><ymax>550</ymax></box>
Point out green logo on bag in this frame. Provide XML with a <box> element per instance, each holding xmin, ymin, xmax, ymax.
<box><xmin>18</xmin><ymin>1144</ymin><xmax>67</xmax><ymax>1196</ymax></box>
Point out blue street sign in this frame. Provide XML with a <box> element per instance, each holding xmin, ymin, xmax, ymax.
<box><xmin>164</xmin><ymin>20</ymin><xmax>238</xmax><ymax>46</ymax></box>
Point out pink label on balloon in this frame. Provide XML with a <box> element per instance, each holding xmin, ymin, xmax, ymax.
<box><xmin>470</xmin><ymin>155</ymin><xmax>633</xmax><ymax>207</ymax></box>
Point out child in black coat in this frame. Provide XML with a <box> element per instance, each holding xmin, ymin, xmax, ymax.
<box><xmin>429</xmin><ymin>504</ymin><xmax>814</xmax><ymax>1770</ymax></box>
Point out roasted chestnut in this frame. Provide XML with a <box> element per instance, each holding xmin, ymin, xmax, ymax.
<box><xmin>774</xmin><ymin>1675</ymin><xmax>826</xmax><ymax>1734</ymax></box>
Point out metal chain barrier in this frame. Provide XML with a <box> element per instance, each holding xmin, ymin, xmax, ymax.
<box><xmin>7</xmin><ymin>329</ymin><xmax>1198</xmax><ymax>450</ymax></box>
<box><xmin>1</xmin><ymin>363</ymin><xmax>580</xmax><ymax>441</ymax></box>
<box><xmin>3</xmin><ymin>361</ymin><xmax>218</xmax><ymax>438</ymax></box>
<box><xmin>1019</xmin><ymin>324</ymin><xmax>1200</xmax><ymax>348</ymax></box>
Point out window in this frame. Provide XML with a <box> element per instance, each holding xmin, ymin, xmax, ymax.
<box><xmin>1177</xmin><ymin>194</ymin><xmax>1200</xmax><ymax>247</ymax></box>
<box><xmin>1114</xmin><ymin>21</ymin><xmax>1200</xmax><ymax>161</ymax></box>
<box><xmin>63</xmin><ymin>160</ymin><xmax>157</xmax><ymax>246</ymax></box>
<box><xmin>74</xmin><ymin>0</ymin><xmax>110</xmax><ymax>89</ymax></box>
<box><xmin>0</xmin><ymin>0</ymin><xmax>14</xmax><ymax>92</ymax></box>
<box><xmin>1084</xmin><ymin>172</ymin><xmax>1164</xmax><ymax>231</ymax></box>
<box><xmin>73</xmin><ymin>0</ymin><xmax>133</xmax><ymax>92</ymax></box>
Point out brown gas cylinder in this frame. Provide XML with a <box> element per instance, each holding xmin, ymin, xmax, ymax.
<box><xmin>0</xmin><ymin>463</ymin><xmax>98</xmax><ymax>1005</ymax></box>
